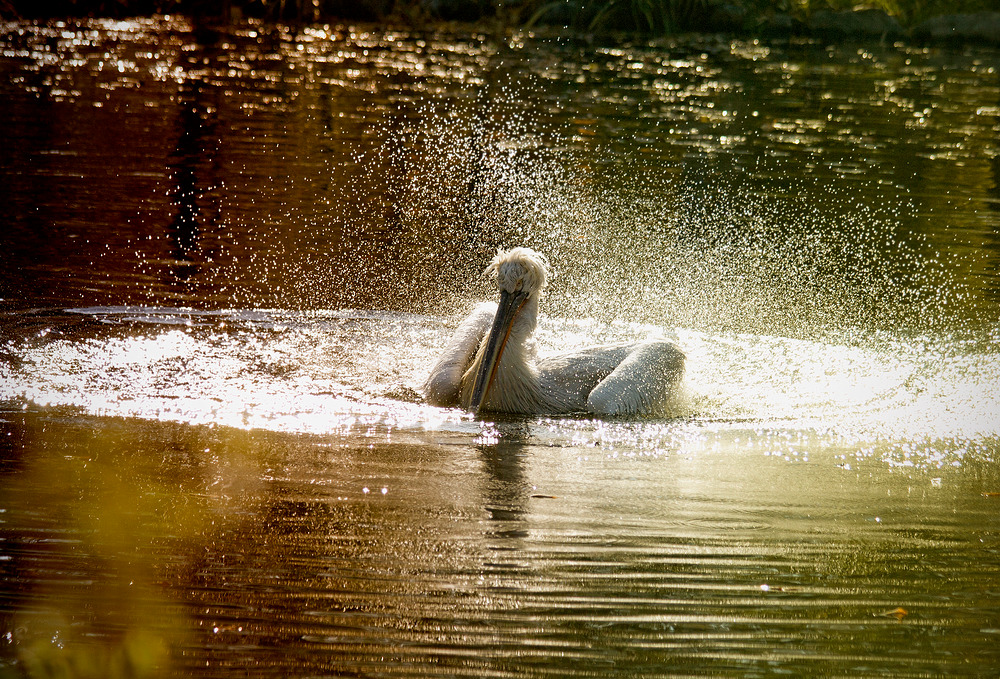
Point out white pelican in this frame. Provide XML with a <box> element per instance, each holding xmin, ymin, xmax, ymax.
<box><xmin>424</xmin><ymin>247</ymin><xmax>685</xmax><ymax>416</ymax></box>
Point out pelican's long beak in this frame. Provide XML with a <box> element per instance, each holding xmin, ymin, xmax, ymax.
<box><xmin>468</xmin><ymin>289</ymin><xmax>528</xmax><ymax>414</ymax></box>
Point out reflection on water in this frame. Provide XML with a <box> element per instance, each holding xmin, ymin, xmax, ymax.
<box><xmin>2</xmin><ymin>18</ymin><xmax>1000</xmax><ymax>330</ymax></box>
<box><xmin>3</xmin><ymin>407</ymin><xmax>999</xmax><ymax>676</ymax></box>
<box><xmin>1</xmin><ymin>15</ymin><xmax>1000</xmax><ymax>678</ymax></box>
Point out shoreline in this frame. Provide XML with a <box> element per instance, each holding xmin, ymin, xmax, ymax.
<box><xmin>2</xmin><ymin>3</ymin><xmax>1000</xmax><ymax>49</ymax></box>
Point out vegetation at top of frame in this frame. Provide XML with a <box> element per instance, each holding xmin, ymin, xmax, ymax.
<box><xmin>774</xmin><ymin>0</ymin><xmax>999</xmax><ymax>28</ymax></box>
<box><xmin>521</xmin><ymin>0</ymin><xmax>1000</xmax><ymax>33</ymax></box>
<box><xmin>1</xmin><ymin>0</ymin><xmax>998</xmax><ymax>35</ymax></box>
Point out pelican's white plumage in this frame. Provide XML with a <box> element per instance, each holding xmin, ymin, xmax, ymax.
<box><xmin>424</xmin><ymin>247</ymin><xmax>685</xmax><ymax>416</ymax></box>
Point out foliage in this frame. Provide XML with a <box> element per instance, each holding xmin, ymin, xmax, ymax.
<box><xmin>524</xmin><ymin>0</ymin><xmax>711</xmax><ymax>33</ymax></box>
<box><xmin>1</xmin><ymin>0</ymin><xmax>998</xmax><ymax>32</ymax></box>
<box><xmin>513</xmin><ymin>0</ymin><xmax>999</xmax><ymax>32</ymax></box>
<box><xmin>777</xmin><ymin>0</ymin><xmax>1000</xmax><ymax>26</ymax></box>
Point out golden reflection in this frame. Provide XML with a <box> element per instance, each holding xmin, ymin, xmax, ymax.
<box><xmin>5</xmin><ymin>416</ymin><xmax>267</xmax><ymax>676</ymax></box>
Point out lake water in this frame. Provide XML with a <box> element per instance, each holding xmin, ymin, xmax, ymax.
<box><xmin>1</xmin><ymin>16</ymin><xmax>999</xmax><ymax>677</ymax></box>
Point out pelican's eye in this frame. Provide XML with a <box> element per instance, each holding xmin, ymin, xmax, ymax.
<box><xmin>515</xmin><ymin>278</ymin><xmax>523</xmax><ymax>291</ymax></box>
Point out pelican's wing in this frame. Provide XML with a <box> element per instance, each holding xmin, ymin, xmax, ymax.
<box><xmin>537</xmin><ymin>343</ymin><xmax>633</xmax><ymax>413</ymax></box>
<box><xmin>423</xmin><ymin>303</ymin><xmax>497</xmax><ymax>407</ymax></box>
<box><xmin>586</xmin><ymin>340</ymin><xmax>685</xmax><ymax>416</ymax></box>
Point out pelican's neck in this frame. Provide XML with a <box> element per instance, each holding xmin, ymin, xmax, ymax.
<box><xmin>511</xmin><ymin>294</ymin><xmax>539</xmax><ymax>343</ymax></box>
<box><xmin>463</xmin><ymin>295</ymin><xmax>542</xmax><ymax>413</ymax></box>
<box><xmin>498</xmin><ymin>293</ymin><xmax>539</xmax><ymax>370</ymax></box>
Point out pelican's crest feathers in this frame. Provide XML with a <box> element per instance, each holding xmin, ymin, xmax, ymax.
<box><xmin>486</xmin><ymin>247</ymin><xmax>550</xmax><ymax>298</ymax></box>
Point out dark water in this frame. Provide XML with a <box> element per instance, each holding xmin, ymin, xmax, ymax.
<box><xmin>1</xmin><ymin>16</ymin><xmax>1000</xmax><ymax>677</ymax></box>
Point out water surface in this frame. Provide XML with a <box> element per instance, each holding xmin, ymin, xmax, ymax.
<box><xmin>1</xmin><ymin>16</ymin><xmax>999</xmax><ymax>677</ymax></box>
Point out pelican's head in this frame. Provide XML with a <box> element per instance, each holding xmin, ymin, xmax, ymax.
<box><xmin>467</xmin><ymin>247</ymin><xmax>550</xmax><ymax>413</ymax></box>
<box><xmin>486</xmin><ymin>247</ymin><xmax>549</xmax><ymax>300</ymax></box>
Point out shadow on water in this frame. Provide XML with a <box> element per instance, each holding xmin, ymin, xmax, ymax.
<box><xmin>165</xmin><ymin>74</ymin><xmax>217</xmax><ymax>289</ymax></box>
<box><xmin>1</xmin><ymin>16</ymin><xmax>1000</xmax><ymax>678</ymax></box>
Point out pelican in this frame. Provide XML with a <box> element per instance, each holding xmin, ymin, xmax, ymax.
<box><xmin>424</xmin><ymin>247</ymin><xmax>685</xmax><ymax>416</ymax></box>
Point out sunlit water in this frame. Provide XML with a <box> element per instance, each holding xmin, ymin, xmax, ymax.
<box><xmin>2</xmin><ymin>16</ymin><xmax>1000</xmax><ymax>677</ymax></box>
<box><xmin>3</xmin><ymin>306</ymin><xmax>998</xmax><ymax>449</ymax></box>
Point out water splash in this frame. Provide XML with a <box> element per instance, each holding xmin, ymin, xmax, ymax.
<box><xmin>319</xmin><ymin>69</ymin><xmax>983</xmax><ymax>352</ymax></box>
<box><xmin>2</xmin><ymin>307</ymin><xmax>996</xmax><ymax>467</ymax></box>
<box><xmin>0</xmin><ymin>308</ymin><xmax>468</xmax><ymax>436</ymax></box>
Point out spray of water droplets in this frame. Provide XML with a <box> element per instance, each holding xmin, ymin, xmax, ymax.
<box><xmin>290</xmin><ymin>73</ymin><xmax>981</xmax><ymax>352</ymax></box>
